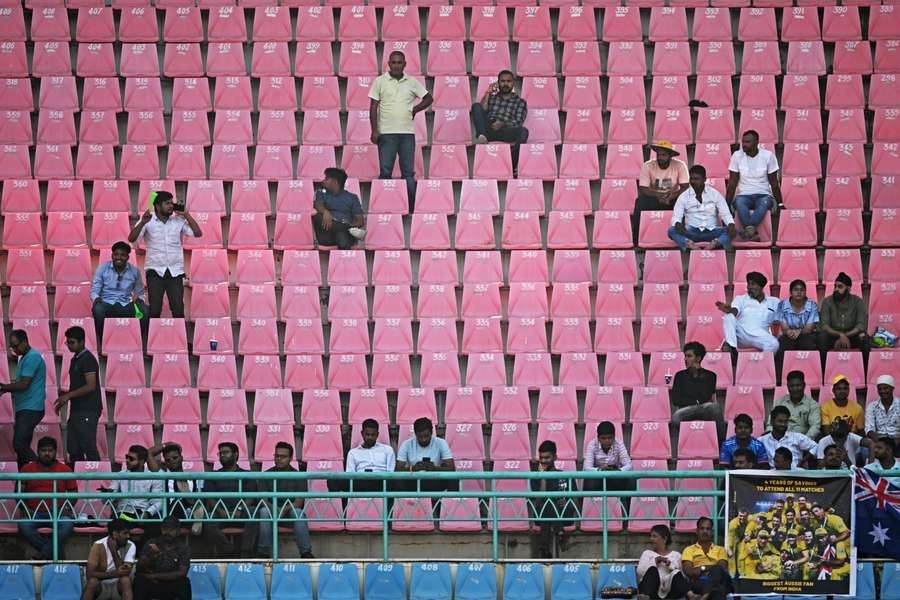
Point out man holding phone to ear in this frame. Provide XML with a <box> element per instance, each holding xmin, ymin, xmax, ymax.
<box><xmin>471</xmin><ymin>70</ymin><xmax>529</xmax><ymax>172</ymax></box>
<box><xmin>128</xmin><ymin>191</ymin><xmax>202</xmax><ymax>319</ymax></box>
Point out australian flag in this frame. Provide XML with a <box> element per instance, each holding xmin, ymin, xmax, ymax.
<box><xmin>855</xmin><ymin>468</ymin><xmax>900</xmax><ymax>559</ymax></box>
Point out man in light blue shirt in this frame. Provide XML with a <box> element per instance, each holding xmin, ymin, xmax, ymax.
<box><xmin>91</xmin><ymin>241</ymin><xmax>147</xmax><ymax>344</ymax></box>
<box><xmin>0</xmin><ymin>330</ymin><xmax>47</xmax><ymax>466</ymax></box>
<box><xmin>396</xmin><ymin>417</ymin><xmax>456</xmax><ymax>493</ymax></box>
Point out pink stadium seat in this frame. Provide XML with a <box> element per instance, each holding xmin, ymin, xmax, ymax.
<box><xmin>146</xmin><ymin>318</ymin><xmax>188</xmax><ymax>356</ymax></box>
<box><xmin>736</xmin><ymin>75</ymin><xmax>777</xmax><ymax>111</ymax></box>
<box><xmin>870</xmin><ymin>6</ymin><xmax>900</xmax><ymax>40</ymax></box>
<box><xmin>557</xmin><ymin>351</ymin><xmax>598</xmax><ymax>387</ymax></box>
<box><xmin>0</xmin><ymin>5</ymin><xmax>25</xmax><ymax>40</ymax></box>
<box><xmin>874</xmin><ymin>109</ymin><xmax>900</xmax><ymax>143</ymax></box>
<box><xmin>111</xmin><ymin>387</ymin><xmax>154</xmax><ymax>425</ymax></box>
<box><xmin>823</xmin><ymin>75</ymin><xmax>863</xmax><ymax>111</ymax></box>
<box><xmin>33</xmin><ymin>144</ymin><xmax>74</xmax><ymax>181</ymax></box>
<box><xmin>470</xmin><ymin>144</ymin><xmax>511</xmax><ymax>180</ymax></box>
<box><xmin>122</xmin><ymin>78</ymin><xmax>163</xmax><ymax>113</ymax></box>
<box><xmin>781</xmin><ymin>6</ymin><xmax>821</xmax><ymax>41</ymax></box>
<box><xmin>786</xmin><ymin>41</ymin><xmax>826</xmax><ymax>74</ymax></box>
<box><xmin>874</xmin><ymin>41</ymin><xmax>900</xmax><ymax>73</ymax></box>
<box><xmin>629</xmin><ymin>386</ymin><xmax>671</xmax><ymax>422</ymax></box>
<box><xmin>1</xmin><ymin>180</ymin><xmax>39</xmax><ymax>215</ymax></box>
<box><xmin>119</xmin><ymin>7</ymin><xmax>159</xmax><ymax>42</ymax></box>
<box><xmin>724</xmin><ymin>386</ymin><xmax>765</xmax><ymax>421</ymax></box>
<box><xmin>250</xmin><ymin>41</ymin><xmax>292</xmax><ymax>77</ymax></box>
<box><xmin>212</xmin><ymin>77</ymin><xmax>252</xmax><ymax>112</ymax></box>
<box><xmin>694</xmin><ymin>109</ymin><xmax>735</xmax><ymax>144</ymax></box>
<box><xmin>822</xmin><ymin>208</ymin><xmax>864</xmax><ymax>247</ymax></box>
<box><xmin>206</xmin><ymin>6</ymin><xmax>246</xmax><ymax>41</ymax></box>
<box><xmin>32</xmin><ymin>41</ymin><xmax>72</xmax><ymax>77</ymax></box>
<box><xmin>336</xmin><ymin>41</ymin><xmax>376</xmax><ymax>77</ymax></box>
<box><xmin>163</xmin><ymin>43</ymin><xmax>203</xmax><ymax>77</ymax></box>
<box><xmin>125</xmin><ymin>110</ymin><xmax>166</xmax><ymax>145</ymax></box>
<box><xmin>827</xmin><ymin>110</ymin><xmax>867</xmax><ymax>144</ymax></box>
<box><xmin>823</xmin><ymin>248</ymin><xmax>863</xmax><ymax>284</ymax></box>
<box><xmin>512</xmin><ymin>6</ymin><xmax>551</xmax><ymax>40</ymax></box>
<box><xmin>783</xmin><ymin>108</ymin><xmax>823</xmax><ymax>143</ymax></box>
<box><xmin>545</xmin><ymin>211</ymin><xmax>586</xmax><ymax>249</ymax></box>
<box><xmin>149</xmin><ymin>352</ymin><xmax>191</xmax><ymax>389</ymax></box>
<box><xmin>77</xmin><ymin>109</ymin><xmax>118</xmax><ymax>145</ymax></box>
<box><xmin>550</xmin><ymin>179</ymin><xmax>591</xmax><ymax>214</ymax></box>
<box><xmin>563</xmin><ymin>77</ymin><xmax>603</xmax><ymax>112</ymax></box>
<box><xmin>101</xmin><ymin>318</ymin><xmax>143</xmax><ymax>355</ymax></box>
<box><xmin>781</xmin><ymin>350</ymin><xmax>823</xmax><ymax>389</ymax></box>
<box><xmin>255</xmin><ymin>78</ymin><xmax>297</xmax><ymax>112</ymax></box>
<box><xmin>594</xmin><ymin>250</ymin><xmax>639</xmax><ymax>285</ymax></box>
<box><xmin>489</xmin><ymin>422</ymin><xmax>531</xmax><ymax>460</ymax></box>
<box><xmin>0</xmin><ymin>78</ymin><xmax>32</xmax><ymax>113</ymax></box>
<box><xmin>252</xmin><ymin>144</ymin><xmax>294</xmax><ymax>180</ymax></box>
<box><xmin>159</xmin><ymin>387</ymin><xmax>202</xmax><ymax>426</ymax></box>
<box><xmin>337</xmin><ymin>5</ymin><xmax>377</xmax><ymax>41</ymax></box>
<box><xmin>593</xmin><ymin>317</ymin><xmax>635</xmax><ymax>352</ymax></box>
<box><xmin>0</xmin><ymin>110</ymin><xmax>32</xmax><ymax>145</ymax></box>
<box><xmin>776</xmin><ymin>209</ymin><xmax>818</xmax><ymax>248</ymax></box>
<box><xmin>369</xmin><ymin>352</ymin><xmax>410</xmax><ymax>389</ymax></box>
<box><xmin>516</xmin><ymin>41</ymin><xmax>557</xmax><ymax>76</ymax></box>
<box><xmin>3</xmin><ymin>212</ymin><xmax>43</xmax><ymax>248</ymax></box>
<box><xmin>590</xmin><ymin>210</ymin><xmax>632</xmax><ymax>248</ymax></box>
<box><xmin>470</xmin><ymin>40</ymin><xmax>510</xmax><ymax>77</ymax></box>
<box><xmin>295</xmin><ymin>6</ymin><xmax>334</xmax><ymax>40</ymax></box>
<box><xmin>630</xmin><ymin>422</ymin><xmax>671</xmax><ymax>459</ymax></box>
<box><xmin>735</xmin><ymin>352</ymin><xmax>776</xmax><ymax>388</ymax></box>
<box><xmin>872</xmin><ymin>143</ymin><xmax>900</xmax><ymax>178</ymax></box>
<box><xmin>113</xmin><ymin>424</ymin><xmax>154</xmax><ymax>461</ymax></box>
<box><xmin>738</xmin><ymin>8</ymin><xmax>777</xmax><ymax>41</ymax></box>
<box><xmin>677</xmin><ymin>421</ymin><xmax>719</xmax><ymax>460</ymax></box>
<box><xmin>870</xmin><ymin>209</ymin><xmax>900</xmax><ymax>247</ymax></box>
<box><xmin>776</xmin><ymin>76</ymin><xmax>818</xmax><ymax>111</ymax></box>
<box><xmin>651</xmin><ymin>44</ymin><xmax>692</xmax><ymax>77</ymax></box>
<box><xmin>102</xmin><ymin>352</ymin><xmax>146</xmax><ymax>390</ymax></box>
<box><xmin>645</xmin><ymin>351</ymin><xmax>682</xmax><ymax>388</ymax></box>
<box><xmin>0</xmin><ymin>42</ymin><xmax>27</xmax><ymax>78</ymax></box>
<box><xmin>696</xmin><ymin>41</ymin><xmax>736</xmax><ymax>75</ymax></box>
<box><xmin>780</xmin><ymin>176</ymin><xmax>818</xmax><ymax>210</ymax></box>
<box><xmin>88</xmin><ymin>211</ymin><xmax>131</xmax><ymax>249</ymax></box>
<box><xmin>639</xmin><ymin>316</ymin><xmax>681</xmax><ymax>352</ymax></box>
<box><xmin>822</xmin><ymin>6</ymin><xmax>861</xmax><ymax>41</ymax></box>
<box><xmin>824</xmin><ymin>351</ymin><xmax>865</xmax><ymax>389</ymax></box>
<box><xmin>833</xmin><ymin>41</ymin><xmax>873</xmax><ymax>75</ymax></box>
<box><xmin>206</xmin><ymin>422</ymin><xmax>249</xmax><ymax>461</ymax></box>
<box><xmin>119</xmin><ymin>43</ymin><xmax>160</xmax><ymax>77</ymax></box>
<box><xmin>251</xmin><ymin>6</ymin><xmax>291</xmax><ymax>41</ymax></box>
<box><xmin>698</xmin><ymin>351</ymin><xmax>731</xmax><ymax>388</ymax></box>
<box><xmin>734</xmin><ymin>249</ymin><xmax>774</xmax><ymax>284</ymax></box>
<box><xmin>206</xmin><ymin>42</ymin><xmax>247</xmax><ymax>77</ymax></box>
<box><xmin>391</xmin><ymin>498</ymin><xmax>434</xmax><ymax>532</ymax></box>
<box><xmin>158</xmin><ymin>424</ymin><xmax>201</xmax><ymax>460</ymax></box>
<box><xmin>686</xmin><ymin>250</ymin><xmax>728</xmax><ymax>284</ymax></box>
<box><xmin>281</xmin><ymin>315</ymin><xmax>326</xmax><ymax>353</ymax></box>
<box><xmin>468</xmin><ymin>6</ymin><xmax>507</xmax><ymax>40</ymax></box>
<box><xmin>778</xmin><ymin>248</ymin><xmax>819</xmax><ymax>284</ymax></box>
<box><xmin>379</xmin><ymin>6</ymin><xmax>419</xmax><ymax>40</ymax></box>
<box><xmin>869</xmin><ymin>351</ymin><xmax>900</xmax><ymax>386</ymax></box>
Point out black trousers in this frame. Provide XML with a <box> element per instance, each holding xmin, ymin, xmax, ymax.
<box><xmin>818</xmin><ymin>331</ymin><xmax>869</xmax><ymax>352</ymax></box>
<box><xmin>778</xmin><ymin>332</ymin><xmax>821</xmax><ymax>352</ymax></box>
<box><xmin>313</xmin><ymin>213</ymin><xmax>355</xmax><ymax>250</ymax></box>
<box><xmin>687</xmin><ymin>565</ymin><xmax>732</xmax><ymax>600</ymax></box>
<box><xmin>633</xmin><ymin>194</ymin><xmax>673</xmax><ymax>244</ymax></box>
<box><xmin>133</xmin><ymin>574</ymin><xmax>192</xmax><ymax>600</ymax></box>
<box><xmin>66</xmin><ymin>412</ymin><xmax>100</xmax><ymax>462</ymax></box>
<box><xmin>146</xmin><ymin>270</ymin><xmax>185</xmax><ymax>319</ymax></box>
<box><xmin>471</xmin><ymin>103</ymin><xmax>529</xmax><ymax>168</ymax></box>
<box><xmin>638</xmin><ymin>566</ymin><xmax>691</xmax><ymax>600</ymax></box>
<box><xmin>583</xmin><ymin>477</ymin><xmax>635</xmax><ymax>493</ymax></box>
<box><xmin>13</xmin><ymin>410</ymin><xmax>43</xmax><ymax>467</ymax></box>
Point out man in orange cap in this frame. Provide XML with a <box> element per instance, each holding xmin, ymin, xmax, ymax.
<box><xmin>633</xmin><ymin>140</ymin><xmax>690</xmax><ymax>243</ymax></box>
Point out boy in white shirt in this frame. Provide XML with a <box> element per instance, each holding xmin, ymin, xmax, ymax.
<box><xmin>725</xmin><ymin>129</ymin><xmax>784</xmax><ymax>242</ymax></box>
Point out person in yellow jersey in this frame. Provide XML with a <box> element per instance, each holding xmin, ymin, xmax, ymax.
<box><xmin>727</xmin><ymin>509</ymin><xmax>758</xmax><ymax>575</ymax></box>
<box><xmin>682</xmin><ymin>517</ymin><xmax>732</xmax><ymax>600</ymax></box>
<box><xmin>780</xmin><ymin>529</ymin><xmax>809</xmax><ymax>581</ymax></box>
<box><xmin>810</xmin><ymin>504</ymin><xmax>850</xmax><ymax>546</ymax></box>
<box><xmin>820</xmin><ymin>377</ymin><xmax>865</xmax><ymax>436</ymax></box>
<box><xmin>807</xmin><ymin>528</ymin><xmax>849</xmax><ymax>581</ymax></box>
<box><xmin>740</xmin><ymin>529</ymin><xmax>781</xmax><ymax>580</ymax></box>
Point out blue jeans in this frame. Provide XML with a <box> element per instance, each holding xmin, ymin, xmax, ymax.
<box><xmin>734</xmin><ymin>194</ymin><xmax>773</xmax><ymax>228</ymax></box>
<box><xmin>377</xmin><ymin>133</ymin><xmax>416</xmax><ymax>209</ymax></box>
<box><xmin>18</xmin><ymin>512</ymin><xmax>75</xmax><ymax>559</ymax></box>
<box><xmin>667</xmin><ymin>225</ymin><xmax>731</xmax><ymax>250</ymax></box>
<box><xmin>257</xmin><ymin>505</ymin><xmax>312</xmax><ymax>555</ymax></box>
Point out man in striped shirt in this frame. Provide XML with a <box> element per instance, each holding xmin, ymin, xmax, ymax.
<box><xmin>583</xmin><ymin>421</ymin><xmax>632</xmax><ymax>492</ymax></box>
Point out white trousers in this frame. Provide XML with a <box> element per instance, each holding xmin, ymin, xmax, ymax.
<box><xmin>722</xmin><ymin>313</ymin><xmax>779</xmax><ymax>352</ymax></box>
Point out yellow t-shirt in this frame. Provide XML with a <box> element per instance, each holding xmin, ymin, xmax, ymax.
<box><xmin>820</xmin><ymin>513</ymin><xmax>849</xmax><ymax>537</ymax></box>
<box><xmin>820</xmin><ymin>399</ymin><xmax>865</xmax><ymax>434</ymax></box>
<box><xmin>368</xmin><ymin>72</ymin><xmax>428</xmax><ymax>135</ymax></box>
<box><xmin>682</xmin><ymin>543</ymin><xmax>727</xmax><ymax>568</ymax></box>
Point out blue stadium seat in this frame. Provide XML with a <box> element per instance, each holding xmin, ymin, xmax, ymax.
<box><xmin>503</xmin><ymin>563</ymin><xmax>544</xmax><ymax>600</ymax></box>
<box><xmin>41</xmin><ymin>564</ymin><xmax>81</xmax><ymax>600</ymax></box>
<box><xmin>551</xmin><ymin>563</ymin><xmax>592</xmax><ymax>600</ymax></box>
<box><xmin>364</xmin><ymin>563</ymin><xmax>406</xmax><ymax>600</ymax></box>
<box><xmin>595</xmin><ymin>563</ymin><xmax>636</xmax><ymax>595</ymax></box>
<box><xmin>410</xmin><ymin>563</ymin><xmax>452</xmax><ymax>600</ymax></box>
<box><xmin>857</xmin><ymin>562</ymin><xmax>876</xmax><ymax>600</ymax></box>
<box><xmin>189</xmin><ymin>564</ymin><xmax>222</xmax><ymax>600</ymax></box>
<box><xmin>883</xmin><ymin>563</ymin><xmax>900</xmax><ymax>600</ymax></box>
<box><xmin>318</xmin><ymin>563</ymin><xmax>360</xmax><ymax>600</ymax></box>
<box><xmin>225</xmin><ymin>563</ymin><xmax>266</xmax><ymax>599</ymax></box>
<box><xmin>455</xmin><ymin>563</ymin><xmax>497</xmax><ymax>600</ymax></box>
<box><xmin>0</xmin><ymin>564</ymin><xmax>35</xmax><ymax>600</ymax></box>
<box><xmin>271</xmin><ymin>563</ymin><xmax>313</xmax><ymax>600</ymax></box>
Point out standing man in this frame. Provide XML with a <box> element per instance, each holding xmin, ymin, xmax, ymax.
<box><xmin>725</xmin><ymin>129</ymin><xmax>783</xmax><ymax>242</ymax></box>
<box><xmin>81</xmin><ymin>519</ymin><xmax>135</xmax><ymax>600</ymax></box>
<box><xmin>0</xmin><ymin>329</ymin><xmax>47</xmax><ymax>467</ymax></box>
<box><xmin>90</xmin><ymin>241</ymin><xmax>146</xmax><ymax>344</ymax></box>
<box><xmin>313</xmin><ymin>167</ymin><xmax>366</xmax><ymax>250</ymax></box>
<box><xmin>668</xmin><ymin>165</ymin><xmax>737</xmax><ymax>251</ymax></box>
<box><xmin>530</xmin><ymin>440</ymin><xmax>577</xmax><ymax>559</ymax></box>
<box><xmin>818</xmin><ymin>272</ymin><xmax>869</xmax><ymax>353</ymax></box>
<box><xmin>127</xmin><ymin>190</ymin><xmax>201</xmax><ymax>319</ymax></box>
<box><xmin>133</xmin><ymin>515</ymin><xmax>191</xmax><ymax>600</ymax></box>
<box><xmin>18</xmin><ymin>437</ymin><xmax>77</xmax><ymax>560</ymax></box>
<box><xmin>258</xmin><ymin>442</ymin><xmax>314</xmax><ymax>559</ymax></box>
<box><xmin>369</xmin><ymin>51</ymin><xmax>432</xmax><ymax>207</ymax></box>
<box><xmin>717</xmin><ymin>272</ymin><xmax>780</xmax><ymax>353</ymax></box>
<box><xmin>670</xmin><ymin>341</ymin><xmax>725</xmax><ymax>440</ymax></box>
<box><xmin>633</xmin><ymin>140</ymin><xmax>690</xmax><ymax>242</ymax></box>
<box><xmin>768</xmin><ymin>371</ymin><xmax>821</xmax><ymax>440</ymax></box>
<box><xmin>865</xmin><ymin>375</ymin><xmax>900</xmax><ymax>443</ymax></box>
<box><xmin>55</xmin><ymin>326</ymin><xmax>102</xmax><ymax>463</ymax></box>
<box><xmin>471</xmin><ymin>70</ymin><xmax>529</xmax><ymax>172</ymax></box>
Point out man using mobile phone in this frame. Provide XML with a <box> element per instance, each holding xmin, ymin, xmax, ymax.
<box><xmin>395</xmin><ymin>417</ymin><xmax>456</xmax><ymax>493</ymax></box>
<box><xmin>470</xmin><ymin>70</ymin><xmax>529</xmax><ymax>173</ymax></box>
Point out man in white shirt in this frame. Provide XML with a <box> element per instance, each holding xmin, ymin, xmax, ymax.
<box><xmin>328</xmin><ymin>419</ymin><xmax>397</xmax><ymax>495</ymax></box>
<box><xmin>716</xmin><ymin>271</ymin><xmax>780</xmax><ymax>353</ymax></box>
<box><xmin>668</xmin><ymin>164</ymin><xmax>738</xmax><ymax>251</ymax></box>
<box><xmin>816</xmin><ymin>418</ymin><xmax>867</xmax><ymax>468</ymax></box>
<box><xmin>81</xmin><ymin>518</ymin><xmax>136</xmax><ymax>600</ymax></box>
<box><xmin>759</xmin><ymin>406</ymin><xmax>817</xmax><ymax>469</ymax></box>
<box><xmin>866</xmin><ymin>375</ymin><xmax>900</xmax><ymax>443</ymax></box>
<box><xmin>865</xmin><ymin>436</ymin><xmax>900</xmax><ymax>488</ymax></box>
<box><xmin>127</xmin><ymin>190</ymin><xmax>202</xmax><ymax>318</ymax></box>
<box><xmin>725</xmin><ymin>129</ymin><xmax>784</xmax><ymax>242</ymax></box>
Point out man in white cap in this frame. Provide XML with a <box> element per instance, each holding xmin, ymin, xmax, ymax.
<box><xmin>633</xmin><ymin>140</ymin><xmax>689</xmax><ymax>243</ymax></box>
<box><xmin>865</xmin><ymin>375</ymin><xmax>900</xmax><ymax>443</ymax></box>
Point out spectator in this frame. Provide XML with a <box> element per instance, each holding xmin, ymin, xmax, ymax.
<box><xmin>775</xmin><ymin>280</ymin><xmax>820</xmax><ymax>353</ymax></box>
<box><xmin>767</xmin><ymin>371</ymin><xmax>821</xmax><ymax>439</ymax></box>
<box><xmin>759</xmin><ymin>406</ymin><xmax>817</xmax><ymax>469</ymax></box>
<box><xmin>682</xmin><ymin>517</ymin><xmax>732</xmax><ymax>600</ymax></box>
<box><xmin>820</xmin><ymin>376</ymin><xmax>864</xmax><ymax>436</ymax></box>
<box><xmin>0</xmin><ymin>329</ymin><xmax>47</xmax><ymax>467</ymax></box>
<box><xmin>717</xmin><ymin>272</ymin><xmax>780</xmax><ymax>353</ymax></box>
<box><xmin>203</xmin><ymin>442</ymin><xmax>259</xmax><ymax>558</ymax></box>
<box><xmin>583</xmin><ymin>421</ymin><xmax>632</xmax><ymax>492</ymax></box>
<box><xmin>670</xmin><ymin>341</ymin><xmax>724</xmax><ymax>439</ymax></box>
<box><xmin>146</xmin><ymin>442</ymin><xmax>204</xmax><ymax>535</ymax></box>
<box><xmin>725</xmin><ymin>129</ymin><xmax>783</xmax><ymax>242</ymax></box>
<box><xmin>369</xmin><ymin>50</ymin><xmax>432</xmax><ymax>207</ymax></box>
<box><xmin>865</xmin><ymin>436</ymin><xmax>900</xmax><ymax>487</ymax></box>
<box><xmin>90</xmin><ymin>240</ymin><xmax>147</xmax><ymax>343</ymax></box>
<box><xmin>312</xmin><ymin>167</ymin><xmax>365</xmax><ymax>250</ymax></box>
<box><xmin>258</xmin><ymin>442</ymin><xmax>314</xmax><ymax>559</ymax></box>
<box><xmin>821</xmin><ymin>444</ymin><xmax>846</xmax><ymax>470</ymax></box>
<box><xmin>818</xmin><ymin>272</ymin><xmax>868</xmax><ymax>353</ymax></box>
<box><xmin>720</xmin><ymin>414</ymin><xmax>770</xmax><ymax>468</ymax></box>
<box><xmin>55</xmin><ymin>326</ymin><xmax>102</xmax><ymax>462</ymax></box>
<box><xmin>127</xmin><ymin>190</ymin><xmax>202</xmax><ymax>319</ymax></box>
<box><xmin>82</xmin><ymin>518</ymin><xmax>135</xmax><ymax>600</ymax></box>
<box><xmin>816</xmin><ymin>419</ymin><xmax>867</xmax><ymax>468</ymax></box>
<box><xmin>632</xmin><ymin>140</ymin><xmax>690</xmax><ymax>243</ymax></box>
<box><xmin>329</xmin><ymin>419</ymin><xmax>396</xmax><ymax>494</ymax></box>
<box><xmin>637</xmin><ymin>524</ymin><xmax>691</xmax><ymax>599</ymax></box>
<box><xmin>18</xmin><ymin>437</ymin><xmax>76</xmax><ymax>560</ymax></box>
<box><xmin>395</xmin><ymin>417</ymin><xmax>457</xmax><ymax>493</ymax></box>
<box><xmin>865</xmin><ymin>375</ymin><xmax>900</xmax><ymax>443</ymax></box>
<box><xmin>102</xmin><ymin>445</ymin><xmax>163</xmax><ymax>545</ymax></box>
<box><xmin>668</xmin><ymin>164</ymin><xmax>737</xmax><ymax>251</ymax></box>
<box><xmin>133</xmin><ymin>515</ymin><xmax>190</xmax><ymax>600</ymax></box>
<box><xmin>471</xmin><ymin>70</ymin><xmax>529</xmax><ymax>173</ymax></box>
<box><xmin>530</xmin><ymin>440</ymin><xmax>577</xmax><ymax>559</ymax></box>
<box><xmin>772</xmin><ymin>447</ymin><xmax>794</xmax><ymax>470</ymax></box>
<box><xmin>731</xmin><ymin>448</ymin><xmax>757</xmax><ymax>470</ymax></box>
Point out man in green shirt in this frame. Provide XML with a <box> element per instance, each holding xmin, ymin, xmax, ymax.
<box><xmin>0</xmin><ymin>329</ymin><xmax>47</xmax><ymax>466</ymax></box>
<box><xmin>818</xmin><ymin>272</ymin><xmax>868</xmax><ymax>353</ymax></box>
<box><xmin>767</xmin><ymin>371</ymin><xmax>821</xmax><ymax>439</ymax></box>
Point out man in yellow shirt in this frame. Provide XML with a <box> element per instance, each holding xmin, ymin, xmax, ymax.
<box><xmin>780</xmin><ymin>529</ymin><xmax>809</xmax><ymax>581</ymax></box>
<box><xmin>727</xmin><ymin>509</ymin><xmax>758</xmax><ymax>575</ymax></box>
<box><xmin>740</xmin><ymin>530</ymin><xmax>781</xmax><ymax>580</ymax></box>
<box><xmin>807</xmin><ymin>528</ymin><xmax>849</xmax><ymax>581</ymax></box>
<box><xmin>820</xmin><ymin>376</ymin><xmax>865</xmax><ymax>436</ymax></box>
<box><xmin>682</xmin><ymin>517</ymin><xmax>732</xmax><ymax>600</ymax></box>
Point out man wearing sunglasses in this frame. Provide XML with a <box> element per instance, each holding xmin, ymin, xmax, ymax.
<box><xmin>91</xmin><ymin>240</ymin><xmax>147</xmax><ymax>345</ymax></box>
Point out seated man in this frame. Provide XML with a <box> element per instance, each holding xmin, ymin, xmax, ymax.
<box><xmin>530</xmin><ymin>440</ymin><xmax>577</xmax><ymax>559</ymax></box>
<box><xmin>202</xmin><ymin>442</ymin><xmax>259</xmax><ymax>558</ymax></box>
<box><xmin>865</xmin><ymin>436</ymin><xmax>900</xmax><ymax>487</ymax></box>
<box><xmin>18</xmin><ymin>436</ymin><xmax>77</xmax><ymax>560</ymax></box>
<box><xmin>759</xmin><ymin>406</ymin><xmax>817</xmax><ymax>469</ymax></box>
<box><xmin>818</xmin><ymin>272</ymin><xmax>868</xmax><ymax>353</ymax></box>
<box><xmin>82</xmin><ymin>518</ymin><xmax>135</xmax><ymax>600</ymax></box>
<box><xmin>725</xmin><ymin>129</ymin><xmax>783</xmax><ymax>242</ymax></box>
<box><xmin>768</xmin><ymin>371</ymin><xmax>820</xmax><ymax>439</ymax></box>
<box><xmin>668</xmin><ymin>164</ymin><xmax>737</xmax><ymax>251</ymax></box>
<box><xmin>772</xmin><ymin>447</ymin><xmax>795</xmax><ymax>470</ymax></box>
<box><xmin>146</xmin><ymin>442</ymin><xmax>205</xmax><ymax>535</ymax></box>
<box><xmin>816</xmin><ymin>418</ymin><xmax>867</xmax><ymax>468</ymax></box>
<box><xmin>820</xmin><ymin>376</ymin><xmax>865</xmax><ymax>436</ymax></box>
<box><xmin>133</xmin><ymin>515</ymin><xmax>190</xmax><ymax>600</ymax></box>
<box><xmin>670</xmin><ymin>341</ymin><xmax>725</xmax><ymax>440</ymax></box>
<box><xmin>395</xmin><ymin>417</ymin><xmax>456</xmax><ymax>493</ymax></box>
<box><xmin>583</xmin><ymin>421</ymin><xmax>632</xmax><ymax>492</ymax></box>
<box><xmin>312</xmin><ymin>167</ymin><xmax>365</xmax><ymax>250</ymax></box>
<box><xmin>329</xmin><ymin>419</ymin><xmax>396</xmax><ymax>494</ymax></box>
<box><xmin>682</xmin><ymin>517</ymin><xmax>732</xmax><ymax>600</ymax></box>
<box><xmin>866</xmin><ymin>375</ymin><xmax>900</xmax><ymax>443</ymax></box>
<box><xmin>258</xmin><ymin>442</ymin><xmax>314</xmax><ymax>559</ymax></box>
<box><xmin>103</xmin><ymin>444</ymin><xmax>163</xmax><ymax>545</ymax></box>
<box><xmin>91</xmin><ymin>240</ymin><xmax>147</xmax><ymax>344</ymax></box>
<box><xmin>719</xmin><ymin>414</ymin><xmax>770</xmax><ymax>469</ymax></box>
<box><xmin>731</xmin><ymin>448</ymin><xmax>758</xmax><ymax>470</ymax></box>
<box><xmin>717</xmin><ymin>271</ymin><xmax>780</xmax><ymax>353</ymax></box>
<box><xmin>471</xmin><ymin>70</ymin><xmax>529</xmax><ymax>171</ymax></box>
<box><xmin>633</xmin><ymin>140</ymin><xmax>690</xmax><ymax>241</ymax></box>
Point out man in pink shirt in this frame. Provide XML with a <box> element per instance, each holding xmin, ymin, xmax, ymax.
<box><xmin>633</xmin><ymin>140</ymin><xmax>690</xmax><ymax>243</ymax></box>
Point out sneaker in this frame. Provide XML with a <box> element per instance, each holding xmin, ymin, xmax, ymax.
<box><xmin>476</xmin><ymin>134</ymin><xmax>488</xmax><ymax>144</ymax></box>
<box><xmin>348</xmin><ymin>227</ymin><xmax>366</xmax><ymax>239</ymax></box>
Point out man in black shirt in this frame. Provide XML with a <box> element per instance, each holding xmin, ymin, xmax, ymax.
<box><xmin>203</xmin><ymin>442</ymin><xmax>259</xmax><ymax>558</ymax></box>
<box><xmin>54</xmin><ymin>326</ymin><xmax>101</xmax><ymax>462</ymax></box>
<box><xmin>133</xmin><ymin>515</ymin><xmax>190</xmax><ymax>600</ymax></box>
<box><xmin>670</xmin><ymin>341</ymin><xmax>724</xmax><ymax>441</ymax></box>
<box><xmin>258</xmin><ymin>442</ymin><xmax>314</xmax><ymax>559</ymax></box>
<box><xmin>530</xmin><ymin>440</ymin><xmax>577</xmax><ymax>559</ymax></box>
